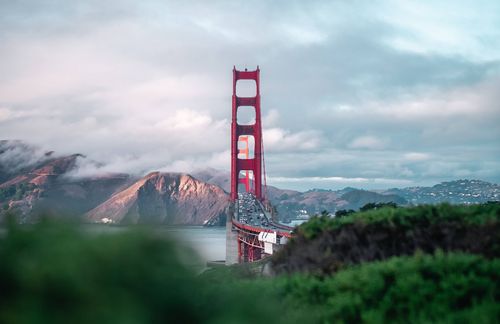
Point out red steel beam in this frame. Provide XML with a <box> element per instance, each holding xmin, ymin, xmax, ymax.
<box><xmin>232</xmin><ymin>219</ymin><xmax>292</xmax><ymax>238</ymax></box>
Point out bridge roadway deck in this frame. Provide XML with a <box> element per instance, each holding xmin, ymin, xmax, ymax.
<box><xmin>226</xmin><ymin>193</ymin><xmax>294</xmax><ymax>264</ymax></box>
<box><xmin>233</xmin><ymin>192</ymin><xmax>293</xmax><ymax>238</ymax></box>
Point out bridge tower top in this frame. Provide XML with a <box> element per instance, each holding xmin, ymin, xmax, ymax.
<box><xmin>231</xmin><ymin>66</ymin><xmax>263</xmax><ymax>202</ymax></box>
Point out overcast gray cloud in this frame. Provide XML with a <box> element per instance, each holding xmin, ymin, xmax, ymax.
<box><xmin>0</xmin><ymin>0</ymin><xmax>499</xmax><ymax>190</ymax></box>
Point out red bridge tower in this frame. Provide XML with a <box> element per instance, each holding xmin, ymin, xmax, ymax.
<box><xmin>230</xmin><ymin>66</ymin><xmax>263</xmax><ymax>201</ymax></box>
<box><xmin>226</xmin><ymin>67</ymin><xmax>292</xmax><ymax>264</ymax></box>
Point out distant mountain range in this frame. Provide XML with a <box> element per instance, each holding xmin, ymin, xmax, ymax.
<box><xmin>1</xmin><ymin>140</ymin><xmax>498</xmax><ymax>224</ymax></box>
<box><xmin>193</xmin><ymin>169</ymin><xmax>499</xmax><ymax>220</ymax></box>
<box><xmin>384</xmin><ymin>180</ymin><xmax>500</xmax><ymax>204</ymax></box>
<box><xmin>265</xmin><ymin>180</ymin><xmax>499</xmax><ymax>221</ymax></box>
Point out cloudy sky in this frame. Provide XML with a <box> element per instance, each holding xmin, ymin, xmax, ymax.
<box><xmin>1</xmin><ymin>0</ymin><xmax>499</xmax><ymax>190</ymax></box>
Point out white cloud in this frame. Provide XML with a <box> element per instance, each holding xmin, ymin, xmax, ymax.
<box><xmin>157</xmin><ymin>109</ymin><xmax>214</xmax><ymax>131</ymax></box>
<box><xmin>278</xmin><ymin>24</ymin><xmax>328</xmax><ymax>46</ymax></box>
<box><xmin>379</xmin><ymin>0</ymin><xmax>500</xmax><ymax>62</ymax></box>
<box><xmin>264</xmin><ymin>128</ymin><xmax>321</xmax><ymax>152</ymax></box>
<box><xmin>267</xmin><ymin>175</ymin><xmax>413</xmax><ymax>191</ymax></box>
<box><xmin>0</xmin><ymin>141</ymin><xmax>52</xmax><ymax>173</ymax></box>
<box><xmin>263</xmin><ymin>109</ymin><xmax>280</xmax><ymax>127</ymax></box>
<box><xmin>0</xmin><ymin>108</ymin><xmax>11</xmax><ymax>121</ymax></box>
<box><xmin>349</xmin><ymin>136</ymin><xmax>386</xmax><ymax>150</ymax></box>
<box><xmin>362</xmin><ymin>77</ymin><xmax>500</xmax><ymax>121</ymax></box>
<box><xmin>403</xmin><ymin>152</ymin><xmax>430</xmax><ymax>161</ymax></box>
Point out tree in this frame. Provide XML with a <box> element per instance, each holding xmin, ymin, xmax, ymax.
<box><xmin>360</xmin><ymin>202</ymin><xmax>398</xmax><ymax>212</ymax></box>
<box><xmin>335</xmin><ymin>209</ymin><xmax>356</xmax><ymax>218</ymax></box>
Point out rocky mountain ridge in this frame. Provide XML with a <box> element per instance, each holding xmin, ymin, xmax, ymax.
<box><xmin>86</xmin><ymin>172</ymin><xmax>229</xmax><ymax>225</ymax></box>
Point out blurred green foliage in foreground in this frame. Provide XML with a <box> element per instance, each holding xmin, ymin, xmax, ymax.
<box><xmin>0</xmin><ymin>218</ymin><xmax>499</xmax><ymax>323</ymax></box>
<box><xmin>272</xmin><ymin>253</ymin><xmax>500</xmax><ymax>323</ymax></box>
<box><xmin>0</xmin><ymin>220</ymin><xmax>299</xmax><ymax>324</ymax></box>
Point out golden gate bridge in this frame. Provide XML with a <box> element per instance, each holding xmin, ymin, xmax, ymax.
<box><xmin>226</xmin><ymin>67</ymin><xmax>293</xmax><ymax>264</ymax></box>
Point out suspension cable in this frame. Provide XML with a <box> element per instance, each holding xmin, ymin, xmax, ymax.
<box><xmin>261</xmin><ymin>135</ymin><xmax>268</xmax><ymax>203</ymax></box>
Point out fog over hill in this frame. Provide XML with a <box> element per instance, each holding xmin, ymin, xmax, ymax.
<box><xmin>1</xmin><ymin>141</ymin><xmax>498</xmax><ymax>224</ymax></box>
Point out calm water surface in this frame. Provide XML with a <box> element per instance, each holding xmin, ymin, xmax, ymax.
<box><xmin>160</xmin><ymin>225</ymin><xmax>226</xmax><ymax>263</ymax></box>
<box><xmin>1</xmin><ymin>225</ymin><xmax>227</xmax><ymax>269</ymax></box>
<box><xmin>87</xmin><ymin>225</ymin><xmax>227</xmax><ymax>266</ymax></box>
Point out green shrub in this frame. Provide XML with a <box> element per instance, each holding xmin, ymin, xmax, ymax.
<box><xmin>273</xmin><ymin>253</ymin><xmax>500</xmax><ymax>323</ymax></box>
<box><xmin>274</xmin><ymin>203</ymin><xmax>500</xmax><ymax>275</ymax></box>
<box><xmin>334</xmin><ymin>209</ymin><xmax>356</xmax><ymax>218</ymax></box>
<box><xmin>298</xmin><ymin>203</ymin><xmax>500</xmax><ymax>240</ymax></box>
<box><xmin>360</xmin><ymin>202</ymin><xmax>398</xmax><ymax>212</ymax></box>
